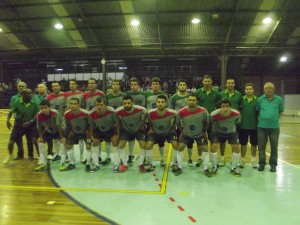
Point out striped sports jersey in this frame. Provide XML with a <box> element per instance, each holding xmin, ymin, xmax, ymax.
<box><xmin>126</xmin><ymin>90</ymin><xmax>146</xmax><ymax>107</ymax></box>
<box><xmin>64</xmin><ymin>109</ymin><xmax>89</xmax><ymax>135</ymax></box>
<box><xmin>37</xmin><ymin>109</ymin><xmax>61</xmax><ymax>134</ymax></box>
<box><xmin>64</xmin><ymin>91</ymin><xmax>84</xmax><ymax>109</ymax></box>
<box><xmin>83</xmin><ymin>90</ymin><xmax>105</xmax><ymax>111</ymax></box>
<box><xmin>178</xmin><ymin>106</ymin><xmax>209</xmax><ymax>138</ymax></box>
<box><xmin>145</xmin><ymin>91</ymin><xmax>169</xmax><ymax>109</ymax></box>
<box><xmin>170</xmin><ymin>93</ymin><xmax>188</xmax><ymax>111</ymax></box>
<box><xmin>211</xmin><ymin>109</ymin><xmax>240</xmax><ymax>134</ymax></box>
<box><xmin>148</xmin><ymin>108</ymin><xmax>177</xmax><ymax>135</ymax></box>
<box><xmin>89</xmin><ymin>106</ymin><xmax>119</xmax><ymax>132</ymax></box>
<box><xmin>105</xmin><ymin>92</ymin><xmax>126</xmax><ymax>110</ymax></box>
<box><xmin>47</xmin><ymin>92</ymin><xmax>66</xmax><ymax>117</ymax></box>
<box><xmin>116</xmin><ymin>105</ymin><xmax>147</xmax><ymax>133</ymax></box>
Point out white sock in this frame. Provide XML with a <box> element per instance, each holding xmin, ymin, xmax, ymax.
<box><xmin>67</xmin><ymin>148</ymin><xmax>75</xmax><ymax>164</ymax></box>
<box><xmin>91</xmin><ymin>145</ymin><xmax>99</xmax><ymax>166</ymax></box>
<box><xmin>54</xmin><ymin>139</ymin><xmax>61</xmax><ymax>155</ymax></box>
<box><xmin>128</xmin><ymin>141</ymin><xmax>135</xmax><ymax>156</ymax></box>
<box><xmin>210</xmin><ymin>152</ymin><xmax>218</xmax><ymax>168</ymax></box>
<box><xmin>231</xmin><ymin>152</ymin><xmax>240</xmax><ymax>169</ymax></box>
<box><xmin>177</xmin><ymin>151</ymin><xmax>184</xmax><ymax>169</ymax></box>
<box><xmin>202</xmin><ymin>151</ymin><xmax>209</xmax><ymax>170</ymax></box>
<box><xmin>86</xmin><ymin>150</ymin><xmax>92</xmax><ymax>165</ymax></box>
<box><xmin>106</xmin><ymin>142</ymin><xmax>111</xmax><ymax>158</ymax></box>
<box><xmin>38</xmin><ymin>142</ymin><xmax>47</xmax><ymax>165</ymax></box>
<box><xmin>159</xmin><ymin>146</ymin><xmax>164</xmax><ymax>160</ymax></box>
<box><xmin>119</xmin><ymin>148</ymin><xmax>127</xmax><ymax>166</ymax></box>
<box><xmin>60</xmin><ymin>145</ymin><xmax>67</xmax><ymax>164</ymax></box>
<box><xmin>187</xmin><ymin>148</ymin><xmax>192</xmax><ymax>160</ymax></box>
<box><xmin>252</xmin><ymin>156</ymin><xmax>256</xmax><ymax>161</ymax></box>
<box><xmin>79</xmin><ymin>139</ymin><xmax>84</xmax><ymax>158</ymax></box>
<box><xmin>171</xmin><ymin>149</ymin><xmax>177</xmax><ymax>166</ymax></box>
<box><xmin>146</xmin><ymin>149</ymin><xmax>154</xmax><ymax>166</ymax></box>
<box><xmin>113</xmin><ymin>147</ymin><xmax>120</xmax><ymax>166</ymax></box>
<box><xmin>138</xmin><ymin>148</ymin><xmax>146</xmax><ymax>166</ymax></box>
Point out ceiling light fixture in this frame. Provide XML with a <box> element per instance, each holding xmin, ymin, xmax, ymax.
<box><xmin>54</xmin><ymin>23</ymin><xmax>63</xmax><ymax>29</ymax></box>
<box><xmin>262</xmin><ymin>17</ymin><xmax>272</xmax><ymax>24</ymax></box>
<box><xmin>191</xmin><ymin>18</ymin><xmax>200</xmax><ymax>24</ymax></box>
<box><xmin>280</xmin><ymin>56</ymin><xmax>287</xmax><ymax>62</ymax></box>
<box><xmin>0</xmin><ymin>28</ymin><xmax>3</xmax><ymax>32</ymax></box>
<box><xmin>131</xmin><ymin>19</ymin><xmax>140</xmax><ymax>26</ymax></box>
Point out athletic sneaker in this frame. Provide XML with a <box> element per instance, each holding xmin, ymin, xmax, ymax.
<box><xmin>119</xmin><ymin>164</ymin><xmax>128</xmax><ymax>173</ymax></box>
<box><xmin>270</xmin><ymin>165</ymin><xmax>277</xmax><ymax>172</ymax></box>
<box><xmin>239</xmin><ymin>159</ymin><xmax>245</xmax><ymax>168</ymax></box>
<box><xmin>3</xmin><ymin>154</ymin><xmax>13</xmax><ymax>165</ymax></box>
<box><xmin>188</xmin><ymin>159</ymin><xmax>193</xmax><ymax>167</ymax></box>
<box><xmin>90</xmin><ymin>165</ymin><xmax>100</xmax><ymax>173</ymax></box>
<box><xmin>171</xmin><ymin>165</ymin><xmax>178</xmax><ymax>173</ymax></box>
<box><xmin>195</xmin><ymin>159</ymin><xmax>202</xmax><ymax>167</ymax></box>
<box><xmin>101</xmin><ymin>157</ymin><xmax>111</xmax><ymax>165</ymax></box>
<box><xmin>85</xmin><ymin>164</ymin><xmax>91</xmax><ymax>172</ymax></box>
<box><xmin>113</xmin><ymin>165</ymin><xmax>119</xmax><ymax>173</ymax></box>
<box><xmin>147</xmin><ymin>165</ymin><xmax>155</xmax><ymax>172</ymax></box>
<box><xmin>59</xmin><ymin>163</ymin><xmax>66</xmax><ymax>171</ymax></box>
<box><xmin>61</xmin><ymin>164</ymin><xmax>75</xmax><ymax>171</ymax></box>
<box><xmin>211</xmin><ymin>167</ymin><xmax>218</xmax><ymax>176</ymax></box>
<box><xmin>174</xmin><ymin>168</ymin><xmax>183</xmax><ymax>176</ymax></box>
<box><xmin>81</xmin><ymin>159</ymin><xmax>87</xmax><ymax>165</ymax></box>
<box><xmin>34</xmin><ymin>164</ymin><xmax>47</xmax><ymax>171</ymax></box>
<box><xmin>127</xmin><ymin>155</ymin><xmax>135</xmax><ymax>163</ymax></box>
<box><xmin>252</xmin><ymin>161</ymin><xmax>258</xmax><ymax>168</ymax></box>
<box><xmin>204</xmin><ymin>169</ymin><xmax>212</xmax><ymax>177</ymax></box>
<box><xmin>258</xmin><ymin>164</ymin><xmax>265</xmax><ymax>171</ymax></box>
<box><xmin>139</xmin><ymin>165</ymin><xmax>147</xmax><ymax>173</ymax></box>
<box><xmin>47</xmin><ymin>155</ymin><xmax>53</xmax><ymax>160</ymax></box>
<box><xmin>230</xmin><ymin>168</ymin><xmax>241</xmax><ymax>176</ymax></box>
<box><xmin>52</xmin><ymin>155</ymin><xmax>61</xmax><ymax>162</ymax></box>
<box><xmin>160</xmin><ymin>160</ymin><xmax>166</xmax><ymax>167</ymax></box>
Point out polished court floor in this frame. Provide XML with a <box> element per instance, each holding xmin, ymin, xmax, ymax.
<box><xmin>1</xmin><ymin>114</ymin><xmax>300</xmax><ymax>225</ymax></box>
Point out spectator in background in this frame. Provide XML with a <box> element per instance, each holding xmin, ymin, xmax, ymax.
<box><xmin>256</xmin><ymin>82</ymin><xmax>284</xmax><ymax>173</ymax></box>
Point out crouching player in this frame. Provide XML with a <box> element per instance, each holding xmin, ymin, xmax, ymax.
<box><xmin>35</xmin><ymin>99</ymin><xmax>66</xmax><ymax>171</ymax></box>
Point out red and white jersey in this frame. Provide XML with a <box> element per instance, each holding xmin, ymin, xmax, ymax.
<box><xmin>64</xmin><ymin>91</ymin><xmax>84</xmax><ymax>109</ymax></box>
<box><xmin>211</xmin><ymin>108</ymin><xmax>240</xmax><ymax>134</ymax></box>
<box><xmin>47</xmin><ymin>92</ymin><xmax>66</xmax><ymax>117</ymax></box>
<box><xmin>83</xmin><ymin>90</ymin><xmax>105</xmax><ymax>111</ymax></box>
<box><xmin>89</xmin><ymin>106</ymin><xmax>119</xmax><ymax>132</ymax></box>
<box><xmin>37</xmin><ymin>109</ymin><xmax>61</xmax><ymax>134</ymax></box>
<box><xmin>148</xmin><ymin>108</ymin><xmax>177</xmax><ymax>135</ymax></box>
<box><xmin>64</xmin><ymin>109</ymin><xmax>89</xmax><ymax>135</ymax></box>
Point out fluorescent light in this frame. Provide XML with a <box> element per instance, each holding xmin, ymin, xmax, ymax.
<box><xmin>263</xmin><ymin>17</ymin><xmax>272</xmax><ymax>24</ymax></box>
<box><xmin>280</xmin><ymin>56</ymin><xmax>287</xmax><ymax>62</ymax></box>
<box><xmin>131</xmin><ymin>19</ymin><xmax>140</xmax><ymax>26</ymax></box>
<box><xmin>55</xmin><ymin>68</ymin><xmax>64</xmax><ymax>71</ymax></box>
<box><xmin>0</xmin><ymin>28</ymin><xmax>3</xmax><ymax>32</ymax></box>
<box><xmin>191</xmin><ymin>18</ymin><xmax>200</xmax><ymax>24</ymax></box>
<box><xmin>54</xmin><ymin>23</ymin><xmax>63</xmax><ymax>29</ymax></box>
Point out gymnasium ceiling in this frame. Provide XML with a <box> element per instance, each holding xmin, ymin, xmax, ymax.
<box><xmin>0</xmin><ymin>0</ymin><xmax>299</xmax><ymax>71</ymax></box>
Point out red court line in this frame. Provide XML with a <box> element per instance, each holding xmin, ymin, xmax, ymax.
<box><xmin>188</xmin><ymin>216</ymin><xmax>197</xmax><ymax>223</ymax></box>
<box><xmin>169</xmin><ymin>197</ymin><xmax>175</xmax><ymax>202</ymax></box>
<box><xmin>177</xmin><ymin>206</ymin><xmax>185</xmax><ymax>211</ymax></box>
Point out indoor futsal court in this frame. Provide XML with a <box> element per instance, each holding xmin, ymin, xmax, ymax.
<box><xmin>1</xmin><ymin>114</ymin><xmax>300</xmax><ymax>225</ymax></box>
<box><xmin>1</xmin><ymin>0</ymin><xmax>300</xmax><ymax>225</ymax></box>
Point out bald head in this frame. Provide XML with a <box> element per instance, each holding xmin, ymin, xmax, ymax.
<box><xmin>38</xmin><ymin>83</ymin><xmax>47</xmax><ymax>95</ymax></box>
<box><xmin>17</xmin><ymin>81</ymin><xmax>27</xmax><ymax>92</ymax></box>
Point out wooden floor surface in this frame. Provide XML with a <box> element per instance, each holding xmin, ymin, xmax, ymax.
<box><xmin>1</xmin><ymin>117</ymin><xmax>300</xmax><ymax>225</ymax></box>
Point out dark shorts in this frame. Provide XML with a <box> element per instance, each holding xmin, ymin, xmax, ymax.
<box><xmin>179</xmin><ymin>135</ymin><xmax>208</xmax><ymax>146</ymax></box>
<box><xmin>147</xmin><ymin>132</ymin><xmax>177</xmax><ymax>144</ymax></box>
<box><xmin>176</xmin><ymin>128</ymin><xmax>193</xmax><ymax>148</ymax></box>
<box><xmin>239</xmin><ymin>129</ymin><xmax>257</xmax><ymax>145</ymax></box>
<box><xmin>41</xmin><ymin>131</ymin><xmax>60</xmax><ymax>142</ymax></box>
<box><xmin>93</xmin><ymin>128</ymin><xmax>116</xmax><ymax>142</ymax></box>
<box><xmin>66</xmin><ymin>133</ymin><xmax>88</xmax><ymax>145</ymax></box>
<box><xmin>119</xmin><ymin>129</ymin><xmax>146</xmax><ymax>141</ymax></box>
<box><xmin>211</xmin><ymin>132</ymin><xmax>239</xmax><ymax>144</ymax></box>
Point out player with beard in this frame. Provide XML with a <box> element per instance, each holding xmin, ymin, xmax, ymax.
<box><xmin>145</xmin><ymin>95</ymin><xmax>178</xmax><ymax>173</ymax></box>
<box><xmin>89</xmin><ymin>97</ymin><xmax>120</xmax><ymax>172</ymax></box>
<box><xmin>210</xmin><ymin>98</ymin><xmax>241</xmax><ymax>176</ymax></box>
<box><xmin>60</xmin><ymin>98</ymin><xmax>91</xmax><ymax>171</ymax></box>
<box><xmin>177</xmin><ymin>94</ymin><xmax>211</xmax><ymax>177</ymax></box>
<box><xmin>115</xmin><ymin>95</ymin><xmax>147</xmax><ymax>173</ymax></box>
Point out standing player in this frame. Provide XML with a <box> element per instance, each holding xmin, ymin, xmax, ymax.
<box><xmin>145</xmin><ymin>95</ymin><xmax>178</xmax><ymax>173</ymax></box>
<box><xmin>125</xmin><ymin>78</ymin><xmax>146</xmax><ymax>163</ymax></box>
<box><xmin>60</xmin><ymin>98</ymin><xmax>91</xmax><ymax>171</ymax></box>
<box><xmin>64</xmin><ymin>79</ymin><xmax>85</xmax><ymax>162</ymax></box>
<box><xmin>177</xmin><ymin>94</ymin><xmax>211</xmax><ymax>177</ymax></box>
<box><xmin>210</xmin><ymin>98</ymin><xmax>241</xmax><ymax>176</ymax></box>
<box><xmin>145</xmin><ymin>77</ymin><xmax>169</xmax><ymax>166</ymax></box>
<box><xmin>116</xmin><ymin>96</ymin><xmax>147</xmax><ymax>173</ymax></box>
<box><xmin>35</xmin><ymin>100</ymin><xmax>66</xmax><ymax>171</ymax></box>
<box><xmin>105</xmin><ymin>79</ymin><xmax>125</xmax><ymax>110</ymax></box>
<box><xmin>195</xmin><ymin>74</ymin><xmax>221</xmax><ymax>167</ymax></box>
<box><xmin>89</xmin><ymin>97</ymin><xmax>120</xmax><ymax>172</ymax></box>
<box><xmin>219</xmin><ymin>78</ymin><xmax>242</xmax><ymax>166</ymax></box>
<box><xmin>47</xmin><ymin>82</ymin><xmax>66</xmax><ymax>161</ymax></box>
<box><xmin>239</xmin><ymin>83</ymin><xmax>258</xmax><ymax>168</ymax></box>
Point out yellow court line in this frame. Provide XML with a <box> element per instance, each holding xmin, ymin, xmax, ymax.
<box><xmin>0</xmin><ymin>184</ymin><xmax>162</xmax><ymax>194</ymax></box>
<box><xmin>160</xmin><ymin>144</ymin><xmax>172</xmax><ymax>194</ymax></box>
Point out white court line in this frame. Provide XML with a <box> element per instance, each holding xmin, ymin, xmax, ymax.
<box><xmin>266</xmin><ymin>152</ymin><xmax>300</xmax><ymax>169</ymax></box>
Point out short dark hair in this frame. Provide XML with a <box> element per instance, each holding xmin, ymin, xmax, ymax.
<box><xmin>178</xmin><ymin>79</ymin><xmax>187</xmax><ymax>85</ymax></box>
<box><xmin>219</xmin><ymin>98</ymin><xmax>231</xmax><ymax>107</ymax></box>
<box><xmin>188</xmin><ymin>93</ymin><xmax>197</xmax><ymax>99</ymax></box>
<box><xmin>69</xmin><ymin>97</ymin><xmax>79</xmax><ymax>104</ymax></box>
<box><xmin>69</xmin><ymin>79</ymin><xmax>78</xmax><ymax>84</ymax></box>
<box><xmin>130</xmin><ymin>78</ymin><xmax>140</xmax><ymax>84</ymax></box>
<box><xmin>96</xmin><ymin>96</ymin><xmax>105</xmax><ymax>104</ymax></box>
<box><xmin>123</xmin><ymin>95</ymin><xmax>133</xmax><ymax>102</ymax></box>
<box><xmin>151</xmin><ymin>77</ymin><xmax>161</xmax><ymax>85</ymax></box>
<box><xmin>88</xmin><ymin>78</ymin><xmax>97</xmax><ymax>83</ymax></box>
<box><xmin>203</xmin><ymin>74</ymin><xmax>212</xmax><ymax>80</ymax></box>
<box><xmin>40</xmin><ymin>99</ymin><xmax>51</xmax><ymax>107</ymax></box>
<box><xmin>244</xmin><ymin>83</ymin><xmax>254</xmax><ymax>88</ymax></box>
<box><xmin>157</xmin><ymin>95</ymin><xmax>167</xmax><ymax>102</ymax></box>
